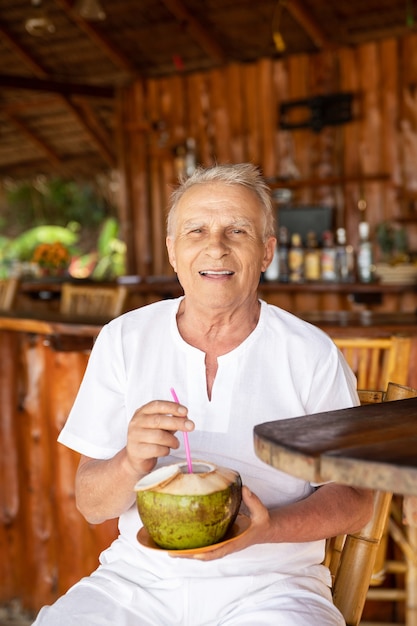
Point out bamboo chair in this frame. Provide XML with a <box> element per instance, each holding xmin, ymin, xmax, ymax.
<box><xmin>361</xmin><ymin>380</ymin><xmax>417</xmax><ymax>626</ymax></box>
<box><xmin>333</xmin><ymin>336</ymin><xmax>412</xmax><ymax>390</ymax></box>
<box><xmin>330</xmin><ymin>490</ymin><xmax>393</xmax><ymax>626</ymax></box>
<box><xmin>332</xmin><ymin>337</ymin><xmax>414</xmax><ymax>623</ymax></box>
<box><xmin>325</xmin><ymin>382</ymin><xmax>417</xmax><ymax>626</ymax></box>
<box><xmin>60</xmin><ymin>283</ymin><xmax>128</xmax><ymax>318</ymax></box>
<box><xmin>0</xmin><ymin>277</ymin><xmax>19</xmax><ymax>310</ymax></box>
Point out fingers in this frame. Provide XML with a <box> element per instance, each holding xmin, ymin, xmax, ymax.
<box><xmin>132</xmin><ymin>399</ymin><xmax>193</xmax><ymax>431</ymax></box>
<box><xmin>126</xmin><ymin>400</ymin><xmax>194</xmax><ymax>474</ymax></box>
<box><xmin>130</xmin><ymin>400</ymin><xmax>192</xmax><ymax>431</ymax></box>
<box><xmin>242</xmin><ymin>486</ymin><xmax>262</xmax><ymax>515</ymax></box>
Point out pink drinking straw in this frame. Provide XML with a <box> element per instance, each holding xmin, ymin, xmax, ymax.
<box><xmin>170</xmin><ymin>387</ymin><xmax>193</xmax><ymax>473</ymax></box>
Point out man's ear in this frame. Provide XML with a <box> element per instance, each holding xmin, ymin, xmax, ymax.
<box><xmin>166</xmin><ymin>236</ymin><xmax>177</xmax><ymax>272</ymax></box>
<box><xmin>261</xmin><ymin>236</ymin><xmax>277</xmax><ymax>273</ymax></box>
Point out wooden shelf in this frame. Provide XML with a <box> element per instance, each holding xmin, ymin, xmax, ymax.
<box><xmin>267</xmin><ymin>173</ymin><xmax>390</xmax><ymax>190</ymax></box>
<box><xmin>259</xmin><ymin>280</ymin><xmax>416</xmax><ymax>294</ymax></box>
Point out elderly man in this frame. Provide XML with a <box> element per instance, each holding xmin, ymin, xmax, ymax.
<box><xmin>34</xmin><ymin>163</ymin><xmax>372</xmax><ymax>625</ymax></box>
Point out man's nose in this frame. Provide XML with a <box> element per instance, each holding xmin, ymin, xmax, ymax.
<box><xmin>205</xmin><ymin>233</ymin><xmax>229</xmax><ymax>256</ymax></box>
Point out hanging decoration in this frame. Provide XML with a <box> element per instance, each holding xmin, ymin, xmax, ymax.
<box><xmin>279</xmin><ymin>93</ymin><xmax>354</xmax><ymax>132</ymax></box>
<box><xmin>272</xmin><ymin>0</ymin><xmax>287</xmax><ymax>53</ymax></box>
<box><xmin>172</xmin><ymin>54</ymin><xmax>185</xmax><ymax>71</ymax></box>
<box><xmin>74</xmin><ymin>0</ymin><xmax>106</xmax><ymax>21</ymax></box>
<box><xmin>25</xmin><ymin>0</ymin><xmax>55</xmax><ymax>37</ymax></box>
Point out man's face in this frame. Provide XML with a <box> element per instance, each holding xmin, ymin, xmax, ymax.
<box><xmin>166</xmin><ymin>182</ymin><xmax>276</xmax><ymax>311</ymax></box>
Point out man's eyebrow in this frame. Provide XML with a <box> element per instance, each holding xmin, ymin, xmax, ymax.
<box><xmin>180</xmin><ymin>217</ymin><xmax>253</xmax><ymax>230</ymax></box>
<box><xmin>230</xmin><ymin>218</ymin><xmax>252</xmax><ymax>227</ymax></box>
<box><xmin>181</xmin><ymin>220</ymin><xmax>204</xmax><ymax>230</ymax></box>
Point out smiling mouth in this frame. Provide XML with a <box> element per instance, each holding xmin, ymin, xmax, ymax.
<box><xmin>199</xmin><ymin>270</ymin><xmax>234</xmax><ymax>276</ymax></box>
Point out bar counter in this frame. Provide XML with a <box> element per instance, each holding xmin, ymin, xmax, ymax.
<box><xmin>18</xmin><ymin>276</ymin><xmax>417</xmax><ymax>314</ymax></box>
<box><xmin>0</xmin><ymin>310</ymin><xmax>119</xmax><ymax>613</ymax></box>
<box><xmin>0</xmin><ymin>309</ymin><xmax>108</xmax><ymax>351</ymax></box>
<box><xmin>258</xmin><ymin>280</ymin><xmax>417</xmax><ymax>312</ymax></box>
<box><xmin>2</xmin><ymin>306</ymin><xmax>417</xmax><ymax>613</ymax></box>
<box><xmin>302</xmin><ymin>310</ymin><xmax>417</xmax><ymax>335</ymax></box>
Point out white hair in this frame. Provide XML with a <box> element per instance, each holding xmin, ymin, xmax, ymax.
<box><xmin>166</xmin><ymin>163</ymin><xmax>275</xmax><ymax>241</ymax></box>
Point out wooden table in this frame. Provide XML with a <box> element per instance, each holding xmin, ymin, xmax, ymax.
<box><xmin>254</xmin><ymin>397</ymin><xmax>417</xmax><ymax>626</ymax></box>
<box><xmin>254</xmin><ymin>397</ymin><xmax>417</xmax><ymax>496</ymax></box>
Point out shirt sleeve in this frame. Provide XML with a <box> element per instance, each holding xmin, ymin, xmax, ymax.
<box><xmin>57</xmin><ymin>321</ymin><xmax>129</xmax><ymax>459</ymax></box>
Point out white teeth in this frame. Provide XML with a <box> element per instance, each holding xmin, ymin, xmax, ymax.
<box><xmin>200</xmin><ymin>270</ymin><xmax>233</xmax><ymax>275</ymax></box>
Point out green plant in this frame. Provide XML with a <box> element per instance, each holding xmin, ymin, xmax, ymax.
<box><xmin>92</xmin><ymin>218</ymin><xmax>126</xmax><ymax>280</ymax></box>
<box><xmin>0</xmin><ymin>177</ymin><xmax>126</xmax><ymax>279</ymax></box>
<box><xmin>5</xmin><ymin>224</ymin><xmax>79</xmax><ymax>263</ymax></box>
<box><xmin>3</xmin><ymin>177</ymin><xmax>113</xmax><ymax>233</ymax></box>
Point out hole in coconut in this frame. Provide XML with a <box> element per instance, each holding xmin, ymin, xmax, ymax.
<box><xmin>178</xmin><ymin>461</ymin><xmax>214</xmax><ymax>475</ymax></box>
<box><xmin>134</xmin><ymin>464</ymin><xmax>180</xmax><ymax>491</ymax></box>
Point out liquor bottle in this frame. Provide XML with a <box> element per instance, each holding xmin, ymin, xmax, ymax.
<box><xmin>184</xmin><ymin>138</ymin><xmax>197</xmax><ymax>177</ymax></box>
<box><xmin>320</xmin><ymin>230</ymin><xmax>337</xmax><ymax>281</ymax></box>
<box><xmin>288</xmin><ymin>232</ymin><xmax>304</xmax><ymax>283</ymax></box>
<box><xmin>304</xmin><ymin>231</ymin><xmax>321</xmax><ymax>281</ymax></box>
<box><xmin>277</xmin><ymin>226</ymin><xmax>289</xmax><ymax>283</ymax></box>
<box><xmin>335</xmin><ymin>228</ymin><xmax>355</xmax><ymax>282</ymax></box>
<box><xmin>357</xmin><ymin>221</ymin><xmax>374</xmax><ymax>283</ymax></box>
<box><xmin>174</xmin><ymin>139</ymin><xmax>197</xmax><ymax>179</ymax></box>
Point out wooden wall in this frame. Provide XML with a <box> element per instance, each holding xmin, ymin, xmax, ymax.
<box><xmin>117</xmin><ymin>35</ymin><xmax>417</xmax><ymax>277</ymax></box>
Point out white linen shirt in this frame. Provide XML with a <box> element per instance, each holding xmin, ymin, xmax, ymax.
<box><xmin>58</xmin><ymin>297</ymin><xmax>358</xmax><ymax>584</ymax></box>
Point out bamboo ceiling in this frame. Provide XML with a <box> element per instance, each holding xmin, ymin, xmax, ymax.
<box><xmin>0</xmin><ymin>0</ymin><xmax>415</xmax><ymax>180</ymax></box>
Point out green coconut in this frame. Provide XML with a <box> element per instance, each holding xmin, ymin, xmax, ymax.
<box><xmin>135</xmin><ymin>461</ymin><xmax>242</xmax><ymax>550</ymax></box>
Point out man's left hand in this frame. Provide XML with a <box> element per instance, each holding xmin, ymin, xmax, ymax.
<box><xmin>169</xmin><ymin>486</ymin><xmax>271</xmax><ymax>560</ymax></box>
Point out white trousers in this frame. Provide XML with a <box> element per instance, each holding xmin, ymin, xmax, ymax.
<box><xmin>33</xmin><ymin>569</ymin><xmax>345</xmax><ymax>626</ymax></box>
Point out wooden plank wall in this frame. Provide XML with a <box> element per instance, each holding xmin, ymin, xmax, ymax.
<box><xmin>117</xmin><ymin>35</ymin><xmax>417</xmax><ymax>277</ymax></box>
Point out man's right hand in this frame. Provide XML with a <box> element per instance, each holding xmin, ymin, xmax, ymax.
<box><xmin>75</xmin><ymin>399</ymin><xmax>194</xmax><ymax>524</ymax></box>
<box><xmin>126</xmin><ymin>399</ymin><xmax>195</xmax><ymax>475</ymax></box>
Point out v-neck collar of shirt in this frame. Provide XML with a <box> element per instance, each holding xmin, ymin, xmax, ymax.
<box><xmin>170</xmin><ymin>296</ymin><xmax>266</xmax><ymax>361</ymax></box>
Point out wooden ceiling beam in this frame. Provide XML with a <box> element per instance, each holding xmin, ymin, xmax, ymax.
<box><xmin>74</xmin><ymin>99</ymin><xmax>113</xmax><ymax>146</ymax></box>
<box><xmin>1</xmin><ymin>96</ymin><xmax>71</xmax><ymax>114</ymax></box>
<box><xmin>63</xmin><ymin>97</ymin><xmax>116</xmax><ymax>168</ymax></box>
<box><xmin>0</xmin><ymin>20</ymin><xmax>49</xmax><ymax>78</ymax></box>
<box><xmin>53</xmin><ymin>0</ymin><xmax>138</xmax><ymax>78</ymax></box>
<box><xmin>286</xmin><ymin>0</ymin><xmax>332</xmax><ymax>49</ymax></box>
<box><xmin>161</xmin><ymin>0</ymin><xmax>227</xmax><ymax>63</ymax></box>
<box><xmin>4</xmin><ymin>112</ymin><xmax>63</xmax><ymax>169</ymax></box>
<box><xmin>0</xmin><ymin>74</ymin><xmax>114</xmax><ymax>98</ymax></box>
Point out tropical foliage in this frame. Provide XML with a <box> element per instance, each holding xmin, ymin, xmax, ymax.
<box><xmin>1</xmin><ymin>176</ymin><xmax>113</xmax><ymax>235</ymax></box>
<box><xmin>0</xmin><ymin>177</ymin><xmax>126</xmax><ymax>280</ymax></box>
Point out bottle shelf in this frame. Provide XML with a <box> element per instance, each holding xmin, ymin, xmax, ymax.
<box><xmin>267</xmin><ymin>173</ymin><xmax>390</xmax><ymax>190</ymax></box>
<box><xmin>259</xmin><ymin>280</ymin><xmax>416</xmax><ymax>294</ymax></box>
